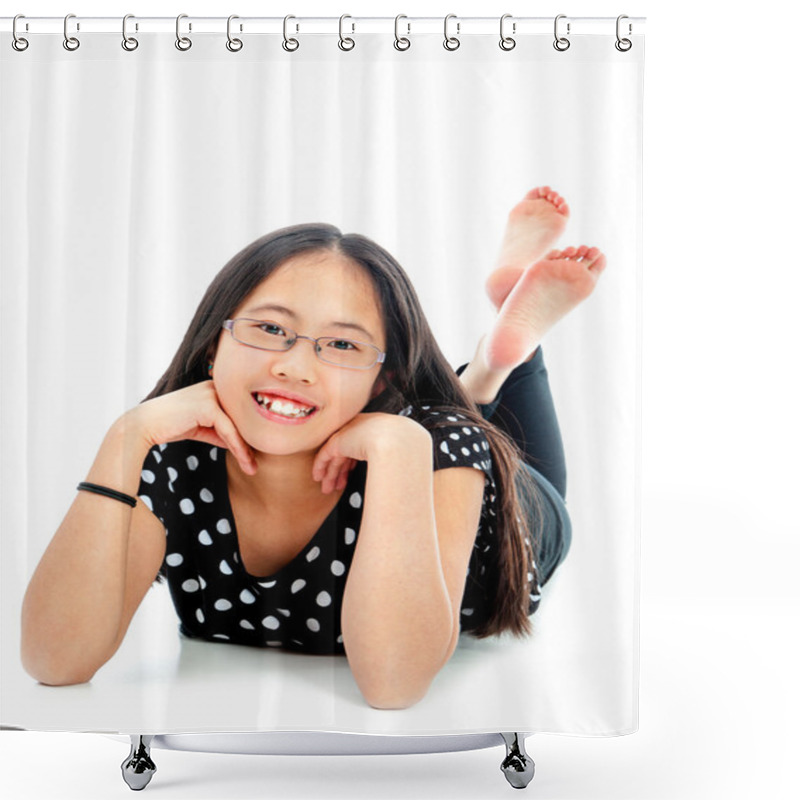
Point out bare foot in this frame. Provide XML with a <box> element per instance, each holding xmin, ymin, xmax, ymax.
<box><xmin>485</xmin><ymin>186</ymin><xmax>570</xmax><ymax>311</ymax></box>
<box><xmin>484</xmin><ymin>246</ymin><xmax>607</xmax><ymax>371</ymax></box>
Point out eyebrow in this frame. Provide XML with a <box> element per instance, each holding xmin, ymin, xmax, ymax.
<box><xmin>242</xmin><ymin>303</ymin><xmax>377</xmax><ymax>343</ymax></box>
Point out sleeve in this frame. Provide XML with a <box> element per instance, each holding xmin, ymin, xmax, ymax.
<box><xmin>136</xmin><ymin>443</ymin><xmax>169</xmax><ymax>527</ymax></box>
<box><xmin>426</xmin><ymin>412</ymin><xmax>494</xmax><ymax>479</ymax></box>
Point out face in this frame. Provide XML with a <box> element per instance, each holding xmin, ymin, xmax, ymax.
<box><xmin>209</xmin><ymin>250</ymin><xmax>387</xmax><ymax>457</ymax></box>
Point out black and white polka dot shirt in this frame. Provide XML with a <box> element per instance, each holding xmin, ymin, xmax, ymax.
<box><xmin>137</xmin><ymin>406</ymin><xmax>540</xmax><ymax>655</ymax></box>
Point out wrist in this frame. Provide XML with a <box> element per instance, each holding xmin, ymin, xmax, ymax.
<box><xmin>367</xmin><ymin>416</ymin><xmax>431</xmax><ymax>461</ymax></box>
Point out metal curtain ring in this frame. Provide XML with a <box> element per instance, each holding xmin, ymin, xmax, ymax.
<box><xmin>63</xmin><ymin>13</ymin><xmax>80</xmax><ymax>51</ymax></box>
<box><xmin>283</xmin><ymin>15</ymin><xmax>299</xmax><ymax>51</ymax></box>
<box><xmin>227</xmin><ymin>15</ymin><xmax>243</xmax><ymax>52</ymax></box>
<box><xmin>12</xmin><ymin>14</ymin><xmax>29</xmax><ymax>51</ymax></box>
<box><xmin>499</xmin><ymin>13</ymin><xmax>516</xmax><ymax>51</ymax></box>
<box><xmin>175</xmin><ymin>14</ymin><xmax>192</xmax><ymax>51</ymax></box>
<box><xmin>553</xmin><ymin>14</ymin><xmax>570</xmax><ymax>51</ymax></box>
<box><xmin>615</xmin><ymin>15</ymin><xmax>632</xmax><ymax>51</ymax></box>
<box><xmin>122</xmin><ymin>14</ymin><xmax>139</xmax><ymax>51</ymax></box>
<box><xmin>443</xmin><ymin>14</ymin><xmax>460</xmax><ymax>51</ymax></box>
<box><xmin>338</xmin><ymin>14</ymin><xmax>355</xmax><ymax>51</ymax></box>
<box><xmin>394</xmin><ymin>14</ymin><xmax>410</xmax><ymax>51</ymax></box>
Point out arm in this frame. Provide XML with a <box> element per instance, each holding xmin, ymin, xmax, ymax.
<box><xmin>336</xmin><ymin>418</ymin><xmax>484</xmax><ymax>709</ymax></box>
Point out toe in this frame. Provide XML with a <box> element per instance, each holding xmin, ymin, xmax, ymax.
<box><xmin>562</xmin><ymin>246</ymin><xmax>577</xmax><ymax>258</ymax></box>
<box><xmin>575</xmin><ymin>245</ymin><xmax>589</xmax><ymax>259</ymax></box>
<box><xmin>588</xmin><ymin>252</ymin><xmax>607</xmax><ymax>273</ymax></box>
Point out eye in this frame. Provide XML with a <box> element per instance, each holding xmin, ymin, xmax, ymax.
<box><xmin>257</xmin><ymin>321</ymin><xmax>287</xmax><ymax>337</ymax></box>
<box><xmin>327</xmin><ymin>339</ymin><xmax>360</xmax><ymax>351</ymax></box>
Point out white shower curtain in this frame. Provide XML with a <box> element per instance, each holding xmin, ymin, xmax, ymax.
<box><xmin>1</xmin><ymin>17</ymin><xmax>643</xmax><ymax>736</ymax></box>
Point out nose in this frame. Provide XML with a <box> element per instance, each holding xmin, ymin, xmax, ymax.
<box><xmin>269</xmin><ymin>336</ymin><xmax>319</xmax><ymax>382</ymax></box>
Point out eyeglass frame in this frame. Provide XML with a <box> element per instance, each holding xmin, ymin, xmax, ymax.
<box><xmin>221</xmin><ymin>318</ymin><xmax>387</xmax><ymax>371</ymax></box>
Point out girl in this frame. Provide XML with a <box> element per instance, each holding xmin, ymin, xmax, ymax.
<box><xmin>21</xmin><ymin>187</ymin><xmax>606</xmax><ymax>709</ymax></box>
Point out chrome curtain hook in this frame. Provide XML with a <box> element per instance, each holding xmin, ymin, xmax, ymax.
<box><xmin>615</xmin><ymin>15</ymin><xmax>632</xmax><ymax>51</ymax></box>
<box><xmin>63</xmin><ymin>13</ymin><xmax>80</xmax><ymax>51</ymax></box>
<box><xmin>499</xmin><ymin>13</ymin><xmax>516</xmax><ymax>51</ymax></box>
<box><xmin>394</xmin><ymin>14</ymin><xmax>411</xmax><ymax>51</ymax></box>
<box><xmin>122</xmin><ymin>14</ymin><xmax>139</xmax><ymax>51</ymax></box>
<box><xmin>227</xmin><ymin>15</ymin><xmax>243</xmax><ymax>52</ymax></box>
<box><xmin>175</xmin><ymin>14</ymin><xmax>192</xmax><ymax>51</ymax></box>
<box><xmin>553</xmin><ymin>14</ymin><xmax>570</xmax><ymax>51</ymax></box>
<box><xmin>443</xmin><ymin>13</ymin><xmax>460</xmax><ymax>51</ymax></box>
<box><xmin>338</xmin><ymin>14</ymin><xmax>355</xmax><ymax>51</ymax></box>
<box><xmin>12</xmin><ymin>14</ymin><xmax>29</xmax><ymax>51</ymax></box>
<box><xmin>282</xmin><ymin>15</ymin><xmax>299</xmax><ymax>52</ymax></box>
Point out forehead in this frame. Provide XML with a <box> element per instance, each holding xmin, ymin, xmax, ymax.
<box><xmin>236</xmin><ymin>250</ymin><xmax>384</xmax><ymax>336</ymax></box>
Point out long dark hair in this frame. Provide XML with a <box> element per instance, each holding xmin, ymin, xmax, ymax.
<box><xmin>144</xmin><ymin>223</ymin><xmax>542</xmax><ymax>637</ymax></box>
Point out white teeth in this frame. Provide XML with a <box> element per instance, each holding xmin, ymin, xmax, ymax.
<box><xmin>255</xmin><ymin>393</ymin><xmax>314</xmax><ymax>418</ymax></box>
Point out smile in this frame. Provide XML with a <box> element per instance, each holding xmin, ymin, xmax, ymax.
<box><xmin>252</xmin><ymin>392</ymin><xmax>318</xmax><ymax>421</ymax></box>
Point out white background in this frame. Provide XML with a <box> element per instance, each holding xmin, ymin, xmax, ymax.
<box><xmin>1</xmin><ymin>1</ymin><xmax>798</xmax><ymax>799</ymax></box>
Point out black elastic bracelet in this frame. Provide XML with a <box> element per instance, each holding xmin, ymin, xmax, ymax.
<box><xmin>77</xmin><ymin>482</ymin><xmax>138</xmax><ymax>508</ymax></box>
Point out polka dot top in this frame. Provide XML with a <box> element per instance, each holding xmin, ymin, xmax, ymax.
<box><xmin>136</xmin><ymin>405</ymin><xmax>541</xmax><ymax>655</ymax></box>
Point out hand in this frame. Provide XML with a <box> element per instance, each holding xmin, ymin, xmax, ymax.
<box><xmin>124</xmin><ymin>381</ymin><xmax>258</xmax><ymax>475</ymax></box>
<box><xmin>312</xmin><ymin>413</ymin><xmax>430</xmax><ymax>494</ymax></box>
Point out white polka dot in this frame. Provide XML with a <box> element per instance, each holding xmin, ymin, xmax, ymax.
<box><xmin>344</xmin><ymin>528</ymin><xmax>356</xmax><ymax>545</ymax></box>
<box><xmin>199</xmin><ymin>575</ymin><xmax>207</xmax><ymax>589</ymax></box>
<box><xmin>198</xmin><ymin>530</ymin><xmax>213</xmax><ymax>546</ymax></box>
<box><xmin>336</xmin><ymin>635</ymin><xmax>343</xmax><ymax>644</ymax></box>
<box><xmin>262</xmin><ymin>616</ymin><xmax>280</xmax><ymax>630</ymax></box>
<box><xmin>158</xmin><ymin>443</ymin><xmax>168</xmax><ymax>452</ymax></box>
<box><xmin>195</xmin><ymin>608</ymin><xmax>204</xmax><ymax>623</ymax></box>
<box><xmin>167</xmin><ymin>466</ymin><xmax>178</xmax><ymax>482</ymax></box>
<box><xmin>473</xmin><ymin>443</ymin><xmax>481</xmax><ymax>452</ymax></box>
<box><xmin>306</xmin><ymin>618</ymin><xmax>320</xmax><ymax>632</ymax></box>
<box><xmin>140</xmin><ymin>495</ymin><xmax>153</xmax><ymax>512</ymax></box>
<box><xmin>219</xmin><ymin>559</ymin><xmax>232</xmax><ymax>575</ymax></box>
<box><xmin>258</xmin><ymin>579</ymin><xmax>277</xmax><ymax>588</ymax></box>
<box><xmin>440</xmin><ymin>441</ymin><xmax>450</xmax><ymax>455</ymax></box>
<box><xmin>216</xmin><ymin>518</ymin><xmax>232</xmax><ymax>534</ymax></box>
<box><xmin>240</xmin><ymin>620</ymin><xmax>255</xmax><ymax>630</ymax></box>
<box><xmin>267</xmin><ymin>640</ymin><xmax>283</xmax><ymax>647</ymax></box>
<box><xmin>152</xmin><ymin>451</ymin><xmax>163</xmax><ymax>464</ymax></box>
<box><xmin>462</xmin><ymin>427</ymin><xmax>472</xmax><ymax>435</ymax></box>
<box><xmin>186</xmin><ymin>455</ymin><xmax>199</xmax><ymax>470</ymax></box>
<box><xmin>316</xmin><ymin>591</ymin><xmax>332</xmax><ymax>607</ymax></box>
<box><xmin>179</xmin><ymin>498</ymin><xmax>195</xmax><ymax>515</ymax></box>
<box><xmin>181</xmin><ymin>579</ymin><xmax>199</xmax><ymax>593</ymax></box>
<box><xmin>277</xmin><ymin>608</ymin><xmax>290</xmax><ymax>617</ymax></box>
<box><xmin>349</xmin><ymin>492</ymin><xmax>362</xmax><ymax>509</ymax></box>
<box><xmin>291</xmin><ymin>579</ymin><xmax>306</xmax><ymax>594</ymax></box>
<box><xmin>212</xmin><ymin>633</ymin><xmax>230</xmax><ymax>640</ymax></box>
<box><xmin>239</xmin><ymin>589</ymin><xmax>256</xmax><ymax>604</ymax></box>
<box><xmin>461</xmin><ymin>608</ymin><xmax>474</xmax><ymax>616</ymax></box>
<box><xmin>166</xmin><ymin>553</ymin><xmax>183</xmax><ymax>567</ymax></box>
<box><xmin>331</xmin><ymin>560</ymin><xmax>345</xmax><ymax>576</ymax></box>
<box><xmin>447</xmin><ymin>415</ymin><xmax>458</xmax><ymax>422</ymax></box>
<box><xmin>209</xmin><ymin>447</ymin><xmax>218</xmax><ymax>461</ymax></box>
<box><xmin>306</xmin><ymin>546</ymin><xmax>320</xmax><ymax>562</ymax></box>
<box><xmin>199</xmin><ymin>488</ymin><xmax>214</xmax><ymax>503</ymax></box>
<box><xmin>449</xmin><ymin>433</ymin><xmax>460</xmax><ymax>441</ymax></box>
<box><xmin>168</xmin><ymin>482</ymin><xmax>175</xmax><ymax>495</ymax></box>
<box><xmin>214</xmin><ymin>599</ymin><xmax>232</xmax><ymax>611</ymax></box>
<box><xmin>449</xmin><ymin>454</ymin><xmax>457</xmax><ymax>462</ymax></box>
<box><xmin>461</xmin><ymin>447</ymin><xmax>471</xmax><ymax>456</ymax></box>
<box><xmin>141</xmin><ymin>469</ymin><xmax>155</xmax><ymax>484</ymax></box>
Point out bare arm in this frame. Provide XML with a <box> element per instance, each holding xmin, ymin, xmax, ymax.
<box><xmin>339</xmin><ymin>422</ymin><xmax>484</xmax><ymax>709</ymax></box>
<box><xmin>20</xmin><ymin>415</ymin><xmax>165</xmax><ymax>686</ymax></box>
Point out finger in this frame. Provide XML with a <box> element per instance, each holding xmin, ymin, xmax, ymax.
<box><xmin>215</xmin><ymin>411</ymin><xmax>257</xmax><ymax>474</ymax></box>
<box><xmin>335</xmin><ymin>458</ymin><xmax>358</xmax><ymax>491</ymax></box>
<box><xmin>322</xmin><ymin>456</ymin><xmax>348</xmax><ymax>494</ymax></box>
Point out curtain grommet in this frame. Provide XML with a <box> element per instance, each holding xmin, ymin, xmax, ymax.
<box><xmin>499</xmin><ymin>14</ymin><xmax>516</xmax><ymax>51</ymax></box>
<box><xmin>394</xmin><ymin>15</ymin><xmax>411</xmax><ymax>51</ymax></box>
<box><xmin>175</xmin><ymin>14</ymin><xmax>192</xmax><ymax>51</ymax></box>
<box><xmin>63</xmin><ymin>13</ymin><xmax>80</xmax><ymax>51</ymax></box>
<box><xmin>226</xmin><ymin>15</ymin><xmax>243</xmax><ymax>52</ymax></box>
<box><xmin>615</xmin><ymin>15</ymin><xmax>632</xmax><ymax>51</ymax></box>
<box><xmin>553</xmin><ymin>14</ymin><xmax>570</xmax><ymax>52</ymax></box>
<box><xmin>121</xmin><ymin>14</ymin><xmax>139</xmax><ymax>52</ymax></box>
<box><xmin>282</xmin><ymin>15</ymin><xmax>299</xmax><ymax>52</ymax></box>
<box><xmin>338</xmin><ymin>15</ymin><xmax>355</xmax><ymax>51</ymax></box>
<box><xmin>443</xmin><ymin>14</ymin><xmax>460</xmax><ymax>51</ymax></box>
<box><xmin>12</xmin><ymin>15</ymin><xmax>29</xmax><ymax>51</ymax></box>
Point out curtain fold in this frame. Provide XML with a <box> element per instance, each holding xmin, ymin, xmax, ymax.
<box><xmin>1</xmin><ymin>26</ymin><xmax>643</xmax><ymax>736</ymax></box>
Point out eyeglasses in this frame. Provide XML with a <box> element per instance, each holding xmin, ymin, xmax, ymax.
<box><xmin>222</xmin><ymin>319</ymin><xmax>386</xmax><ymax>370</ymax></box>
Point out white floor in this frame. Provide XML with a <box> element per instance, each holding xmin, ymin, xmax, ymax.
<box><xmin>3</xmin><ymin>593</ymin><xmax>797</xmax><ymax>799</ymax></box>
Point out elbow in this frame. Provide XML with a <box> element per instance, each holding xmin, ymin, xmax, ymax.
<box><xmin>362</xmin><ymin>681</ymin><xmax>431</xmax><ymax>710</ymax></box>
<box><xmin>20</xmin><ymin>634</ymin><xmax>100</xmax><ymax>687</ymax></box>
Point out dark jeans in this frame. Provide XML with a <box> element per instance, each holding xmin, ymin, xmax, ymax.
<box><xmin>457</xmin><ymin>347</ymin><xmax>572</xmax><ymax>585</ymax></box>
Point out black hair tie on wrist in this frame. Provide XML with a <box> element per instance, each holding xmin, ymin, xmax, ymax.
<box><xmin>77</xmin><ymin>481</ymin><xmax>138</xmax><ymax>508</ymax></box>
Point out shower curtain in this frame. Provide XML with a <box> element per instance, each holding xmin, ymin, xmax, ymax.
<box><xmin>1</xmin><ymin>16</ymin><xmax>644</xmax><ymax>738</ymax></box>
